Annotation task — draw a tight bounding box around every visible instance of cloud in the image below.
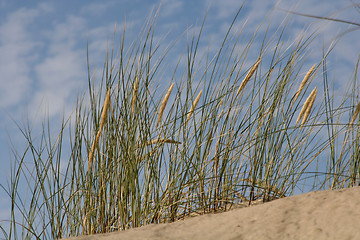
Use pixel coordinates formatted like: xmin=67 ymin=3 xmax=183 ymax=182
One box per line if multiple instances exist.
xmin=161 ymin=0 xmax=184 ymax=17
xmin=80 ymin=1 xmax=117 ymax=16
xmin=0 ymin=3 xmax=54 ymax=111
xmin=34 ymin=49 xmax=85 ymax=117
xmin=0 ymin=8 xmax=40 ymax=109
xmin=203 ymin=0 xmax=244 ymax=19
xmin=31 ymin=14 xmax=89 ymax=118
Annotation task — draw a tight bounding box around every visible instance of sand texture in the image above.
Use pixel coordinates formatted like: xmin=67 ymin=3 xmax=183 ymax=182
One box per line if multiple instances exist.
xmin=63 ymin=186 xmax=360 ymax=240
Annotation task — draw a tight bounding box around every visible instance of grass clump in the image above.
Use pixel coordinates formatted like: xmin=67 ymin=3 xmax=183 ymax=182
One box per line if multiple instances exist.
xmin=1 ymin=4 xmax=360 ymax=240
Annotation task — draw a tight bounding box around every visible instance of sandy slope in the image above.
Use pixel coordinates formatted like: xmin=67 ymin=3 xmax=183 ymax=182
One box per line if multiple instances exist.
xmin=63 ymin=186 xmax=360 ymax=240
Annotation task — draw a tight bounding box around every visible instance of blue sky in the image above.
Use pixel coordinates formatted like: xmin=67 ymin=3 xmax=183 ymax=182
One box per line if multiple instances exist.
xmin=0 ymin=0 xmax=359 ymax=224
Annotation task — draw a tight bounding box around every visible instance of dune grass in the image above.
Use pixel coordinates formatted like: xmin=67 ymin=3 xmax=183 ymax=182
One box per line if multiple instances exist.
xmin=1 ymin=4 xmax=360 ymax=240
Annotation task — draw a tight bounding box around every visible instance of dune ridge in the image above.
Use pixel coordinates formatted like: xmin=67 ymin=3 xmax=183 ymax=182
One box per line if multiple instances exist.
xmin=63 ymin=186 xmax=360 ymax=240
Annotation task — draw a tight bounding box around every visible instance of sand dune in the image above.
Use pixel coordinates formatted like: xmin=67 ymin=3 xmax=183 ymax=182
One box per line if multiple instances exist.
xmin=63 ymin=186 xmax=360 ymax=240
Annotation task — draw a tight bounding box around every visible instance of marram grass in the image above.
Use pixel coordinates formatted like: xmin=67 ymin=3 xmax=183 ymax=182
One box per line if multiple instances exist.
xmin=1 ymin=5 xmax=360 ymax=240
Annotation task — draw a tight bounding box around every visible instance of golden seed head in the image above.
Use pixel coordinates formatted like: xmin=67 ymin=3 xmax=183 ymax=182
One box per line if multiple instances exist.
xmin=236 ymin=58 xmax=261 ymax=96
xmin=293 ymin=64 xmax=316 ymax=102
xmin=301 ymin=88 xmax=317 ymax=125
xmin=88 ymin=89 xmax=111 ymax=170
xmin=131 ymin=68 xmax=140 ymax=118
xmin=296 ymin=87 xmax=317 ymax=125
xmin=185 ymin=90 xmax=203 ymax=125
xmin=99 ymin=89 xmax=111 ymax=130
xmin=156 ymin=83 xmax=175 ymax=128
xmin=350 ymin=100 xmax=360 ymax=126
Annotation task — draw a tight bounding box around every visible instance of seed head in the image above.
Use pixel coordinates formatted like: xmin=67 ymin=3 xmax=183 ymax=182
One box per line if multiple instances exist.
xmin=236 ymin=58 xmax=261 ymax=96
xmin=156 ymin=83 xmax=174 ymax=127
xmin=185 ymin=90 xmax=203 ymax=125
xmin=293 ymin=64 xmax=316 ymax=102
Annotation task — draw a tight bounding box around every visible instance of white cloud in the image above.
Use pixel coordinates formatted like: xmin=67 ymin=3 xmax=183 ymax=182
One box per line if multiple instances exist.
xmin=0 ymin=7 xmax=40 ymax=109
xmin=204 ymin=0 xmax=245 ymax=20
xmin=0 ymin=3 xmax=90 ymax=121
xmin=0 ymin=3 xmax=54 ymax=111
xmin=80 ymin=1 xmax=116 ymax=16
xmin=34 ymin=50 xmax=84 ymax=116
xmin=161 ymin=0 xmax=184 ymax=17
xmin=45 ymin=15 xmax=86 ymax=50
xmin=32 ymin=15 xmax=88 ymax=118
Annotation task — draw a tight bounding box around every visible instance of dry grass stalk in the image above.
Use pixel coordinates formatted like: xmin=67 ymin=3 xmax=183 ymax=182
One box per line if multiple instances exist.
xmin=185 ymin=90 xmax=203 ymax=125
xmin=350 ymin=100 xmax=360 ymax=126
xmin=88 ymin=89 xmax=111 ymax=170
xmin=293 ymin=64 xmax=316 ymax=102
xmin=236 ymin=58 xmax=261 ymax=96
xmin=156 ymin=83 xmax=175 ymax=127
xmin=131 ymin=69 xmax=140 ymax=119
xmin=296 ymin=87 xmax=317 ymax=125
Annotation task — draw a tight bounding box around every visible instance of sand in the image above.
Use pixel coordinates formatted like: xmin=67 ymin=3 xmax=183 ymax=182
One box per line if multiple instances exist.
xmin=63 ymin=186 xmax=360 ymax=240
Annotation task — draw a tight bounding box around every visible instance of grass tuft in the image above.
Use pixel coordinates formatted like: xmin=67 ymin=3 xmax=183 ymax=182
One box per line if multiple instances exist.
xmin=1 ymin=4 xmax=360 ymax=240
